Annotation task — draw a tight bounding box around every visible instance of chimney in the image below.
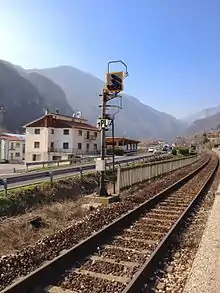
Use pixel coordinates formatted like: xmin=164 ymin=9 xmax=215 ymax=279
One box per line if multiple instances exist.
xmin=55 ymin=109 xmax=60 ymax=115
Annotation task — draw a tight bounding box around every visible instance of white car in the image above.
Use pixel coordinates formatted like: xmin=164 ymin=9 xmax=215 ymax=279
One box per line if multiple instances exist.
xmin=148 ymin=148 xmax=154 ymax=152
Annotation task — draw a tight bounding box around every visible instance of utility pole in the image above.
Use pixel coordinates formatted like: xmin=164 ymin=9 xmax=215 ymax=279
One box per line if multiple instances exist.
xmin=97 ymin=60 xmax=128 ymax=197
xmin=112 ymin=117 xmax=115 ymax=194
xmin=99 ymin=89 xmax=109 ymax=196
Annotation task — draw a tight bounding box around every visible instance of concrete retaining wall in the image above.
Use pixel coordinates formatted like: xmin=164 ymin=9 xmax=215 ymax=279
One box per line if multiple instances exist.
xmin=116 ymin=155 xmax=199 ymax=192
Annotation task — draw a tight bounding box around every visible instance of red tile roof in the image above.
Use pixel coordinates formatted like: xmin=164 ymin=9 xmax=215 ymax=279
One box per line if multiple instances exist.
xmin=24 ymin=114 xmax=100 ymax=131
xmin=0 ymin=135 xmax=22 ymax=141
xmin=106 ymin=137 xmax=140 ymax=144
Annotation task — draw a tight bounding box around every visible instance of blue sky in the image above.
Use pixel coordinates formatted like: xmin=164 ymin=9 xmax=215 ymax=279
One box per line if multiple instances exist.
xmin=0 ymin=0 xmax=219 ymax=118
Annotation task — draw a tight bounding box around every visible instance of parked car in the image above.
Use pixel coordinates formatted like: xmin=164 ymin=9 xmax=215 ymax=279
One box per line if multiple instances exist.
xmin=148 ymin=148 xmax=154 ymax=152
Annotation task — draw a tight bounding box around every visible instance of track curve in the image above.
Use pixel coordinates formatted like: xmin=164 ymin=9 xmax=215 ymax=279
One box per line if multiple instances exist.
xmin=1 ymin=154 xmax=218 ymax=293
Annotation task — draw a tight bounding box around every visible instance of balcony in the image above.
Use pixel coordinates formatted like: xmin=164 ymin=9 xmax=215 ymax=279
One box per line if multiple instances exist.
xmin=48 ymin=147 xmax=100 ymax=155
xmin=84 ymin=135 xmax=97 ymax=141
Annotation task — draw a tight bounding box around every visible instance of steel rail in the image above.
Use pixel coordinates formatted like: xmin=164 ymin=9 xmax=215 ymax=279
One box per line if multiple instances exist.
xmin=122 ymin=156 xmax=219 ymax=293
xmin=1 ymin=155 xmax=212 ymax=293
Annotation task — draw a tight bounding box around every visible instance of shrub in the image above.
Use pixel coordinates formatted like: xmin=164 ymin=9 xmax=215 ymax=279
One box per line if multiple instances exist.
xmin=172 ymin=149 xmax=177 ymax=155
xmin=178 ymin=147 xmax=189 ymax=156
xmin=107 ymin=148 xmax=124 ymax=156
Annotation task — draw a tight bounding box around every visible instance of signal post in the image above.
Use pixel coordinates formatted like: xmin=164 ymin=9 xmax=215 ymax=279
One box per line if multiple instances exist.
xmin=96 ymin=61 xmax=128 ymax=197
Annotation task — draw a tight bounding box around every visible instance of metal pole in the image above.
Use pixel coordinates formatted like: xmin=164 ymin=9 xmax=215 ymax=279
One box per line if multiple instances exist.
xmin=99 ymin=90 xmax=108 ymax=196
xmin=112 ymin=117 xmax=116 ymax=194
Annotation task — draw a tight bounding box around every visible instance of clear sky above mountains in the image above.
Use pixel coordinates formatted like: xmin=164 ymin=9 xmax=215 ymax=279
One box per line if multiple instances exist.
xmin=0 ymin=0 xmax=219 ymax=118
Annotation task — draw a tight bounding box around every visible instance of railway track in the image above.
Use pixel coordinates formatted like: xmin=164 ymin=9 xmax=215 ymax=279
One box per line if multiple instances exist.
xmin=1 ymin=154 xmax=218 ymax=293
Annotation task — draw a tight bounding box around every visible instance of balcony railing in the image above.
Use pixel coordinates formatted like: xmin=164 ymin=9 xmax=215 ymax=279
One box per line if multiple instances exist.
xmin=48 ymin=147 xmax=100 ymax=155
xmin=84 ymin=135 xmax=97 ymax=141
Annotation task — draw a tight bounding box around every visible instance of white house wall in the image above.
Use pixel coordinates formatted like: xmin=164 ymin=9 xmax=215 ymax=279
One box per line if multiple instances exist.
xmin=0 ymin=139 xmax=24 ymax=161
xmin=25 ymin=127 xmax=49 ymax=162
xmin=25 ymin=125 xmax=101 ymax=162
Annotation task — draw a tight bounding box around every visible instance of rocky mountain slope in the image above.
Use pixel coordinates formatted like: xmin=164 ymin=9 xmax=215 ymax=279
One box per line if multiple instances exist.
xmin=0 ymin=60 xmax=73 ymax=133
xmin=182 ymin=105 xmax=220 ymax=126
xmin=30 ymin=65 xmax=186 ymax=140
xmin=187 ymin=111 xmax=220 ymax=134
xmin=0 ymin=61 xmax=45 ymax=133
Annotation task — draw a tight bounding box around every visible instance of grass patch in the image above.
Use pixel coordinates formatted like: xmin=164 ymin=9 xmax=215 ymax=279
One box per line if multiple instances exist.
xmin=0 ymin=154 xmax=197 ymax=218
xmin=0 ymin=170 xmax=116 ymax=217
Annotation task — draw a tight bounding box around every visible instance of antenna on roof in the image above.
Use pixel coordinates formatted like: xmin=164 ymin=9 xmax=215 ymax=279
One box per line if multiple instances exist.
xmin=44 ymin=107 xmax=49 ymax=115
xmin=76 ymin=111 xmax=82 ymax=118
xmin=0 ymin=105 xmax=6 ymax=130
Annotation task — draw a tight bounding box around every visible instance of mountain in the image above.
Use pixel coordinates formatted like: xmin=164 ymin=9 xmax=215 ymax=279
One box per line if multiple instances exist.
xmin=182 ymin=105 xmax=220 ymax=126
xmin=29 ymin=66 xmax=186 ymax=140
xmin=0 ymin=60 xmax=73 ymax=133
xmin=0 ymin=59 xmax=186 ymax=139
xmin=20 ymin=71 xmax=73 ymax=116
xmin=187 ymin=111 xmax=220 ymax=134
xmin=0 ymin=60 xmax=45 ymax=133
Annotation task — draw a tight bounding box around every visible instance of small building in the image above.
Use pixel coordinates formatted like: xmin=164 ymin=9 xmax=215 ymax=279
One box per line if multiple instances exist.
xmin=106 ymin=137 xmax=140 ymax=153
xmin=24 ymin=113 xmax=101 ymax=162
xmin=0 ymin=133 xmax=25 ymax=162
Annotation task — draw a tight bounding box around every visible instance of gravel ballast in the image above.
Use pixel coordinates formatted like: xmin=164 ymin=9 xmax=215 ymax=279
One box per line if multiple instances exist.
xmin=183 ymin=186 xmax=220 ymax=293
xmin=141 ymin=155 xmax=220 ymax=293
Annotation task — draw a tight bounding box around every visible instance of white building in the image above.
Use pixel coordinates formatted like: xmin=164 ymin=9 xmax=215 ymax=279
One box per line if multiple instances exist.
xmin=24 ymin=113 xmax=101 ymax=162
xmin=0 ymin=133 xmax=25 ymax=162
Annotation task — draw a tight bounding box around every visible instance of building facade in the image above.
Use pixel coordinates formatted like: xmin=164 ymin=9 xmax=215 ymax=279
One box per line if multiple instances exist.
xmin=24 ymin=113 xmax=101 ymax=162
xmin=106 ymin=137 xmax=140 ymax=153
xmin=0 ymin=133 xmax=25 ymax=162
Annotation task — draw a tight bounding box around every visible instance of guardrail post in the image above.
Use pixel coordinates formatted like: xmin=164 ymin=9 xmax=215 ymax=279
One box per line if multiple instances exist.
xmin=49 ymin=171 xmax=53 ymax=185
xmin=79 ymin=167 xmax=83 ymax=180
xmin=3 ymin=179 xmax=7 ymax=196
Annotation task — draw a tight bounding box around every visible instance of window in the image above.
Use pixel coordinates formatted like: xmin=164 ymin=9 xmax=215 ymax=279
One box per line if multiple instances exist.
xmin=34 ymin=141 xmax=40 ymax=148
xmin=78 ymin=143 xmax=82 ymax=150
xmin=15 ymin=142 xmax=20 ymax=148
xmin=86 ymin=143 xmax=89 ymax=151
xmin=86 ymin=131 xmax=90 ymax=139
xmin=51 ymin=129 xmax=54 ymax=134
xmin=94 ymin=132 xmax=97 ymax=138
xmin=10 ymin=142 xmax=14 ymax=149
xmin=78 ymin=130 xmax=82 ymax=136
xmin=50 ymin=142 xmax=54 ymax=149
xmin=94 ymin=143 xmax=97 ymax=150
xmin=15 ymin=152 xmax=20 ymax=157
xmin=35 ymin=129 xmax=40 ymax=135
xmin=63 ymin=142 xmax=69 ymax=149
xmin=32 ymin=154 xmax=41 ymax=161
xmin=63 ymin=129 xmax=69 ymax=135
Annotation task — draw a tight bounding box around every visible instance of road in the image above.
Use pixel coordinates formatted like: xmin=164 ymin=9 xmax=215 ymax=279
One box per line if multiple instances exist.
xmin=0 ymin=153 xmax=155 ymax=190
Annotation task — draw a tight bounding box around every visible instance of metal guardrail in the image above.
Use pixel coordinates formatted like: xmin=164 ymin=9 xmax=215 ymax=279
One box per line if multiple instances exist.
xmin=0 ymin=154 xmax=166 ymax=188
xmin=25 ymin=156 xmax=99 ymax=169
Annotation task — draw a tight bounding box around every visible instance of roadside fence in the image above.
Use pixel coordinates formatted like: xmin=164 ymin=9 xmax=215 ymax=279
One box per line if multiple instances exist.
xmin=116 ymin=155 xmax=199 ymax=193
